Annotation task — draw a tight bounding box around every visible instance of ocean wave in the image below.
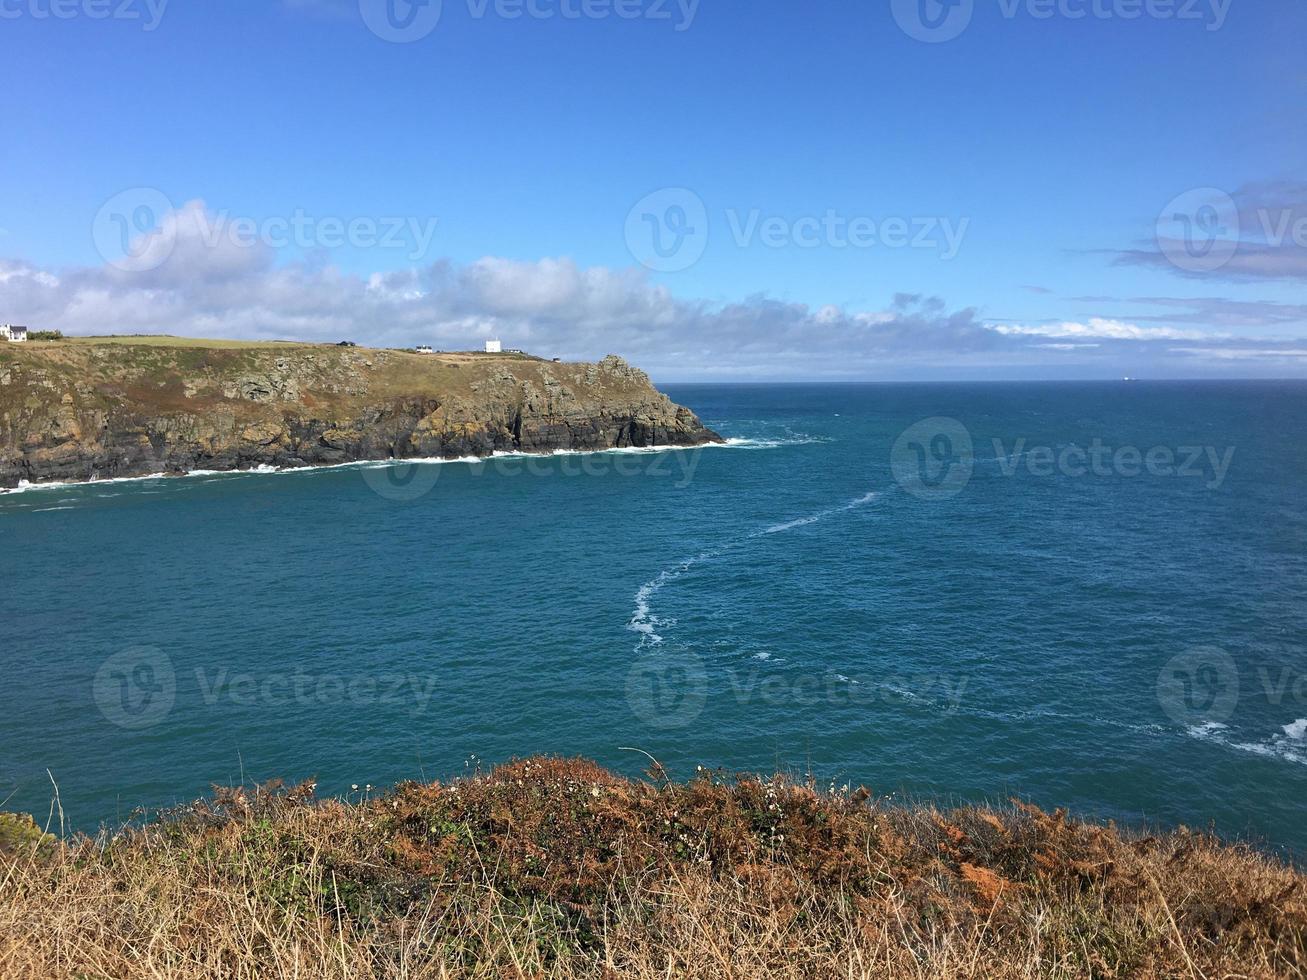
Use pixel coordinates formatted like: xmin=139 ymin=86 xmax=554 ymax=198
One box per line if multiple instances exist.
xmin=627 ymin=489 xmax=882 ymax=650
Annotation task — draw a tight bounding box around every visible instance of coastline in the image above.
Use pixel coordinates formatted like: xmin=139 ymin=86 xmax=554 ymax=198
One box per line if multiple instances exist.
xmin=0 ymin=341 xmax=723 ymax=490
xmin=0 ymin=437 xmax=771 ymax=497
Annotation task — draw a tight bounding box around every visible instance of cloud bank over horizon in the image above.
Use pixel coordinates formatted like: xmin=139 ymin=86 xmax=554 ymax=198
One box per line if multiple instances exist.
xmin=3 ymin=200 xmax=1307 ymax=380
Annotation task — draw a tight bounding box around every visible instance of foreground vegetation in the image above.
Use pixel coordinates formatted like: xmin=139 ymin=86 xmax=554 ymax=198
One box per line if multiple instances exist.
xmin=2 ymin=758 xmax=1303 ymax=978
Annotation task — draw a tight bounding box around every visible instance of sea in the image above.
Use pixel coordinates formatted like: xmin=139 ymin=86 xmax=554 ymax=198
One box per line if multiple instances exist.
xmin=2 ymin=381 xmax=1305 ymax=853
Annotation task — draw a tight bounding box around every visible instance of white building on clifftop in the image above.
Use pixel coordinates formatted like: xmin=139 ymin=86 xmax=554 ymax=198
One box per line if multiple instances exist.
xmin=484 ymin=339 xmax=502 ymax=353
xmin=1 ymin=325 xmax=28 ymax=342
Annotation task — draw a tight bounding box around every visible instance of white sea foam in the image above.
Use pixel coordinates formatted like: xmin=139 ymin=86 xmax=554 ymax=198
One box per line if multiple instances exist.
xmin=628 ymin=550 xmax=715 ymax=647
xmin=883 ymin=684 xmax=925 ymax=702
xmin=721 ymin=434 xmax=829 ymax=450
xmin=1186 ymin=721 xmax=1229 ymax=740
xmin=755 ymin=491 xmax=879 ymax=536
xmin=627 ymin=489 xmax=882 ymax=651
xmin=0 ymin=439 xmax=780 ymax=501
xmin=1229 ymin=737 xmax=1307 ymax=766
xmin=1182 ymin=720 xmax=1307 ymax=767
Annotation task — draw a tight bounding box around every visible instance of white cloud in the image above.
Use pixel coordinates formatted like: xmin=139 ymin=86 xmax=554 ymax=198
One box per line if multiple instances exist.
xmin=990 ymin=318 xmax=1217 ymax=341
xmin=1 ymin=201 xmax=1303 ymax=378
xmin=1170 ymin=347 xmax=1307 ymax=361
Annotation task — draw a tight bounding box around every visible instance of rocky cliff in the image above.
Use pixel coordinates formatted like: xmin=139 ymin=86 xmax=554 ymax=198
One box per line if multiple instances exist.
xmin=0 ymin=339 xmax=721 ymax=488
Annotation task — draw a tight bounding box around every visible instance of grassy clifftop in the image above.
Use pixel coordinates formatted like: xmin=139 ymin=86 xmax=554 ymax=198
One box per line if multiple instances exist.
xmin=2 ymin=757 xmax=1303 ymax=978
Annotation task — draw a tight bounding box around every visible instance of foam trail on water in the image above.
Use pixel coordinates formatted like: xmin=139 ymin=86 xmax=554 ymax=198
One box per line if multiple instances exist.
xmin=754 ymin=491 xmax=879 ymax=536
xmin=1183 ymin=719 xmax=1307 ymax=767
xmin=628 ymin=550 xmax=719 ymax=647
xmin=721 ymin=435 xmax=829 ymax=450
xmin=627 ymin=490 xmax=881 ymax=650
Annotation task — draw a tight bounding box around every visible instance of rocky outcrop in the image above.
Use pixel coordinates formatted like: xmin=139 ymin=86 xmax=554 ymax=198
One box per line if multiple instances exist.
xmin=0 ymin=342 xmax=722 ymax=488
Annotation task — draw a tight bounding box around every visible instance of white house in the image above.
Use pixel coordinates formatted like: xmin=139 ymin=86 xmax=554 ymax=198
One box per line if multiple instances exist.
xmin=415 ymin=344 xmax=434 ymax=355
xmin=484 ymin=339 xmax=502 ymax=354
xmin=1 ymin=324 xmax=28 ymax=342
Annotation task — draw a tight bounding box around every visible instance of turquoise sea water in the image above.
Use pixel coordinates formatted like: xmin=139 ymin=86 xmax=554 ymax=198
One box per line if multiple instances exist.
xmin=2 ymin=382 xmax=1305 ymax=852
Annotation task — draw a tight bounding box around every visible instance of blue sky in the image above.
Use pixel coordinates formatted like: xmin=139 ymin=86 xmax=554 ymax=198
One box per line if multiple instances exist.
xmin=1 ymin=0 xmax=1304 ymax=379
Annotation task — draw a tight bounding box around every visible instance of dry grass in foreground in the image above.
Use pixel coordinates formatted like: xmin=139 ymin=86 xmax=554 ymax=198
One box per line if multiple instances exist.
xmin=1 ymin=757 xmax=1304 ymax=979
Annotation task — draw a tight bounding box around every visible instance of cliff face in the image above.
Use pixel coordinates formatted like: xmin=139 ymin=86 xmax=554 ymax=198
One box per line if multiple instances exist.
xmin=0 ymin=340 xmax=721 ymax=488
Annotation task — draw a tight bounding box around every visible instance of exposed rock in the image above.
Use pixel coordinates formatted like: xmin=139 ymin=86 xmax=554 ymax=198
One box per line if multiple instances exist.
xmin=0 ymin=341 xmax=722 ymax=488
